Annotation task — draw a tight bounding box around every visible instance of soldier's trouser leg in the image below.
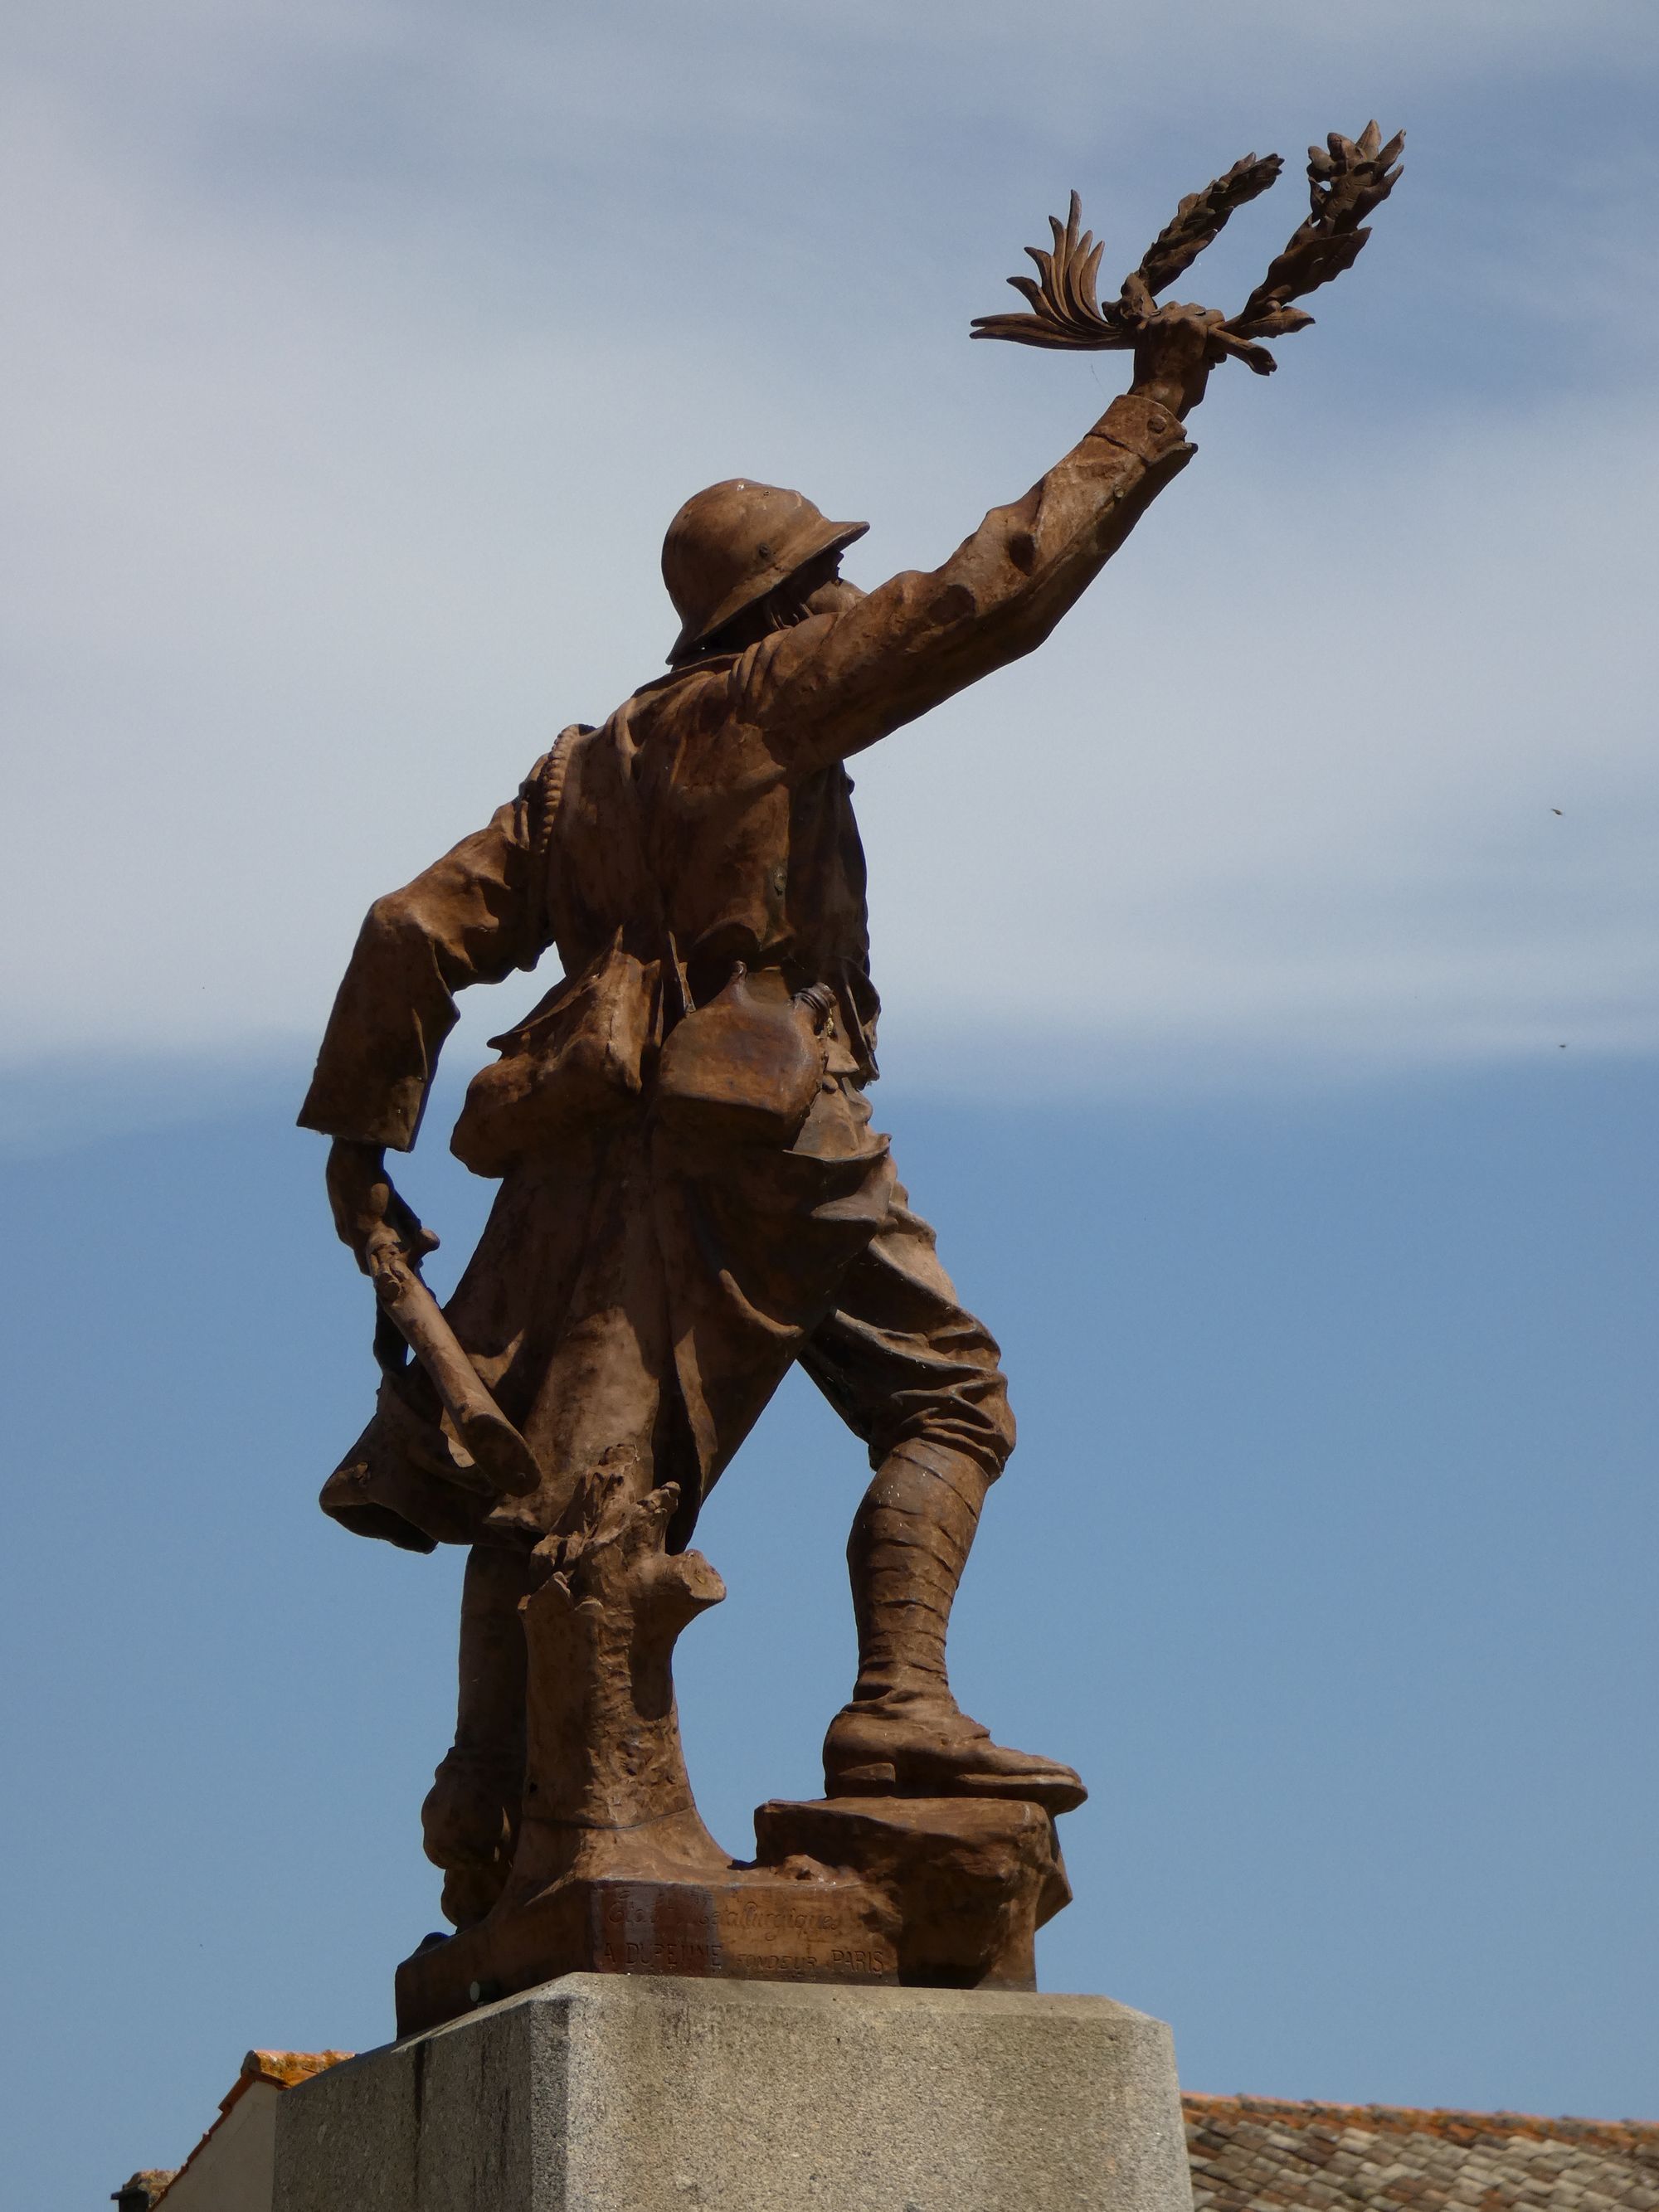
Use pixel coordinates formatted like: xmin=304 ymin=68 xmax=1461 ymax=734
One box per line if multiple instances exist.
xmin=421 ymin=1540 xmax=533 ymax=1928
xmin=800 ymin=1182 xmax=1085 ymax=1814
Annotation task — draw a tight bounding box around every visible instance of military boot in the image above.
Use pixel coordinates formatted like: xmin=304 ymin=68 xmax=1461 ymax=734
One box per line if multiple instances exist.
xmin=822 ymin=1441 xmax=1086 ymax=1816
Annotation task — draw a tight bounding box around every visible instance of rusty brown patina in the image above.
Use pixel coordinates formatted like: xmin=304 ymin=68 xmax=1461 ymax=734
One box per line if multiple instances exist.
xmin=299 ymin=134 xmax=1404 ymax=2025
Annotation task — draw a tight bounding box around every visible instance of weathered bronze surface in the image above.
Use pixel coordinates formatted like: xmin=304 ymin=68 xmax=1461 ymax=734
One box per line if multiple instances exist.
xmin=302 ymin=132 xmax=1400 ymax=2026
xmin=755 ymin=1798 xmax=1072 ymax=1993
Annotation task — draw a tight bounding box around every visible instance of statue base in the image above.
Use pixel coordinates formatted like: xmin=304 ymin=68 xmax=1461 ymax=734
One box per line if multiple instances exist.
xmin=754 ymin=1796 xmax=1069 ymax=1991
xmin=395 ymin=1864 xmax=897 ymax=2040
xmin=396 ymin=1796 xmax=1071 ymax=2037
xmin=275 ymin=1974 xmax=1195 ymax=2212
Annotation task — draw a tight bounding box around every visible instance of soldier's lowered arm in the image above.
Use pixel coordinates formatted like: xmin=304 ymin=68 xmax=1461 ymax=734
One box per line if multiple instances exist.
xmin=302 ymin=771 xmax=557 ymax=1500
xmin=299 ymin=775 xmax=552 ymax=1156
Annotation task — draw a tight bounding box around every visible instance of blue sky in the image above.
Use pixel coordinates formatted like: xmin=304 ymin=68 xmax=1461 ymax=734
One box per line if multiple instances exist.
xmin=2 ymin=3 xmax=1656 ymax=2205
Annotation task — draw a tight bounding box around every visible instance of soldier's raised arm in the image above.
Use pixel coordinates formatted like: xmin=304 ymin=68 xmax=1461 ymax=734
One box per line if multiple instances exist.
xmin=737 ymin=310 xmax=1214 ymax=772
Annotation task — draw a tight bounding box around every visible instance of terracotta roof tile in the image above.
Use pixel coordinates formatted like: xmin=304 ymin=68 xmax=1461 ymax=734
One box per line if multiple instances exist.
xmin=1185 ymin=2095 xmax=1659 ymax=2212
xmin=239 ymin=2049 xmax=354 ymax=2094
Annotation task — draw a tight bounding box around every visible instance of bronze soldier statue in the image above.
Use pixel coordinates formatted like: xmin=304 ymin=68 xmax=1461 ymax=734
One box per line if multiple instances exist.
xmin=300 ymin=134 xmax=1401 ymax=1957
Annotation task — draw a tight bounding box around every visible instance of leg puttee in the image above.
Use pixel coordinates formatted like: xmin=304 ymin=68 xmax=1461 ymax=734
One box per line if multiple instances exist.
xmin=828 ymin=1440 xmax=1086 ymax=1816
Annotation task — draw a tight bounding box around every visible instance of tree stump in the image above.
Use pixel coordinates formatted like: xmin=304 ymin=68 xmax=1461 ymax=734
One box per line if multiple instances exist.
xmin=512 ymin=1467 xmax=732 ymax=1894
xmin=396 ymin=1468 xmax=896 ymax=2035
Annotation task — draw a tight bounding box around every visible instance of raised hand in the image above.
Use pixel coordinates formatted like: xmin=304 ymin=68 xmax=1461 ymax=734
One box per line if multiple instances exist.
xmin=1129 ymin=302 xmax=1227 ymax=420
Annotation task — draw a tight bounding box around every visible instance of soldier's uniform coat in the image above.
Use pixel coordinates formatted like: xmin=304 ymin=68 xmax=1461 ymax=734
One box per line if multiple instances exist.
xmin=298 ymin=392 xmax=1194 ymax=1553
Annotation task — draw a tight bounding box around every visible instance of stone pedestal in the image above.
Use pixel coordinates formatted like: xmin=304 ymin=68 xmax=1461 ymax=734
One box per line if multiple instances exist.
xmin=274 ymin=1972 xmax=1194 ymax=2212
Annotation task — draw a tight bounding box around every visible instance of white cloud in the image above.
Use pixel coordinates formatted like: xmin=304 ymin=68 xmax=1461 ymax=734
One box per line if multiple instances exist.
xmin=2 ymin=0 xmax=1656 ymax=1100
xmin=854 ymin=391 xmax=1659 ymax=1091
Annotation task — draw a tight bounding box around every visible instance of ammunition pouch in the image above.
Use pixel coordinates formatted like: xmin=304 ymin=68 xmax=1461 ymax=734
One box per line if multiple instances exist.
xmin=450 ymin=935 xmax=653 ymax=1176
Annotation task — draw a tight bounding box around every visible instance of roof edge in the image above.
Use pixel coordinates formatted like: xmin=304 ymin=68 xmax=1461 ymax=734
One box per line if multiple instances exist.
xmin=1181 ymin=2093 xmax=1659 ymax=2152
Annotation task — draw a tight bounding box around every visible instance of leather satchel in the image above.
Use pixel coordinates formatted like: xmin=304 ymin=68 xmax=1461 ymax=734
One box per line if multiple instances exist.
xmin=654 ymin=964 xmax=833 ymax=1147
xmin=450 ymin=933 xmax=654 ymax=1175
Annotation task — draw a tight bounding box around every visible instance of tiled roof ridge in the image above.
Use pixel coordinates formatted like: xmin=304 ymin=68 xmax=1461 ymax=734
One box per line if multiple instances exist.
xmin=1183 ymin=2092 xmax=1659 ymax=2155
xmin=148 ymin=2049 xmax=354 ymax=2200
xmin=238 ymin=2048 xmax=354 ymax=2097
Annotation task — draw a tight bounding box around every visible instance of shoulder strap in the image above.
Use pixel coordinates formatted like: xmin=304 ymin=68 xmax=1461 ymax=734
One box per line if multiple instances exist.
xmin=524 ymin=722 xmax=593 ymax=953
xmin=531 ymin=722 xmax=589 ymax=868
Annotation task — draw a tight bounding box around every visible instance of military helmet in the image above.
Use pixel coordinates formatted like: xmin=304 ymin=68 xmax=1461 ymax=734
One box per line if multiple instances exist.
xmin=662 ymin=479 xmax=867 ymax=666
